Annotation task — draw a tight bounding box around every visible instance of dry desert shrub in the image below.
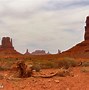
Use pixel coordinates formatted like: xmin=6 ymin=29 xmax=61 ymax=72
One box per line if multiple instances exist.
xmin=57 ymin=68 xmax=73 ymax=77
xmin=56 ymin=57 xmax=77 ymax=69
xmin=31 ymin=57 xmax=77 ymax=69
xmin=32 ymin=63 xmax=41 ymax=72
xmin=11 ymin=60 xmax=33 ymax=78
xmin=32 ymin=60 xmax=56 ymax=69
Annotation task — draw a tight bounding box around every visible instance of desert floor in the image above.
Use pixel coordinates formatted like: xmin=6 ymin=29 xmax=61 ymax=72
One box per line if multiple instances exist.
xmin=0 ymin=67 xmax=89 ymax=90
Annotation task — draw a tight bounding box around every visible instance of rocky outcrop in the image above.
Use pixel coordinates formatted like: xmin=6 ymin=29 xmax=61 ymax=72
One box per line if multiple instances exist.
xmin=24 ymin=49 xmax=30 ymax=55
xmin=84 ymin=16 xmax=89 ymax=40
xmin=0 ymin=37 xmax=14 ymax=50
xmin=47 ymin=51 xmax=50 ymax=55
xmin=57 ymin=49 xmax=61 ymax=54
xmin=0 ymin=37 xmax=21 ymax=57
xmin=31 ymin=50 xmax=46 ymax=55
xmin=24 ymin=49 xmax=47 ymax=55
xmin=61 ymin=16 xmax=89 ymax=58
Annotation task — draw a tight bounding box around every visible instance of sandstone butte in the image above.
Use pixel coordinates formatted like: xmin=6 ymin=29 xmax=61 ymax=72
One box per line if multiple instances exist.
xmin=61 ymin=16 xmax=89 ymax=58
xmin=24 ymin=49 xmax=47 ymax=55
xmin=0 ymin=37 xmax=22 ymax=58
xmin=24 ymin=49 xmax=60 ymax=55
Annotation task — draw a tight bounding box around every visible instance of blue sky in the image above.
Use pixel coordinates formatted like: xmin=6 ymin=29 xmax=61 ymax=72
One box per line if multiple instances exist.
xmin=0 ymin=0 xmax=89 ymax=54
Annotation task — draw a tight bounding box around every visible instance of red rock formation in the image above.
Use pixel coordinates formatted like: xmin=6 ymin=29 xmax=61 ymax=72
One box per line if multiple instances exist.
xmin=24 ymin=49 xmax=30 ymax=55
xmin=47 ymin=51 xmax=51 ymax=55
xmin=31 ymin=50 xmax=46 ymax=55
xmin=0 ymin=37 xmax=14 ymax=49
xmin=61 ymin=16 xmax=89 ymax=58
xmin=57 ymin=49 xmax=61 ymax=54
xmin=84 ymin=16 xmax=89 ymax=40
xmin=0 ymin=37 xmax=21 ymax=57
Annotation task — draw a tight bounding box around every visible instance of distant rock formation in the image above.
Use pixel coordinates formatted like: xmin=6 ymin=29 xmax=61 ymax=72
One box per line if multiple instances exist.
xmin=84 ymin=16 xmax=89 ymax=40
xmin=61 ymin=16 xmax=89 ymax=58
xmin=24 ymin=49 xmax=47 ymax=55
xmin=31 ymin=50 xmax=46 ymax=55
xmin=0 ymin=37 xmax=14 ymax=50
xmin=24 ymin=49 xmax=30 ymax=55
xmin=47 ymin=51 xmax=50 ymax=55
xmin=57 ymin=49 xmax=61 ymax=54
xmin=0 ymin=37 xmax=21 ymax=57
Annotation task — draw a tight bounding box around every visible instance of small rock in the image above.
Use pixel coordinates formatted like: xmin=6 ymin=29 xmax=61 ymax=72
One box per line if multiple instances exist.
xmin=54 ymin=80 xmax=60 ymax=83
xmin=48 ymin=79 xmax=51 ymax=82
xmin=0 ymin=83 xmax=4 ymax=89
xmin=32 ymin=79 xmax=37 ymax=83
xmin=41 ymin=85 xmax=47 ymax=89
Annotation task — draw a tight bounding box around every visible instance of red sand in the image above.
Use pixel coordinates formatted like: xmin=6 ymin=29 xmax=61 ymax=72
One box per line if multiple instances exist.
xmin=0 ymin=67 xmax=89 ymax=90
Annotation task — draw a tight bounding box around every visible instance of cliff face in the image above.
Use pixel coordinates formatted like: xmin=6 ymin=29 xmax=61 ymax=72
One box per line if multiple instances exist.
xmin=84 ymin=16 xmax=89 ymax=40
xmin=61 ymin=16 xmax=89 ymax=58
xmin=0 ymin=37 xmax=14 ymax=50
xmin=0 ymin=37 xmax=21 ymax=57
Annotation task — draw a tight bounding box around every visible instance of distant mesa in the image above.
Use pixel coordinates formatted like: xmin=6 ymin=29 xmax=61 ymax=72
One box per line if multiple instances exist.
xmin=0 ymin=37 xmax=14 ymax=50
xmin=0 ymin=37 xmax=61 ymax=56
xmin=24 ymin=49 xmax=61 ymax=55
xmin=24 ymin=49 xmax=47 ymax=55
xmin=31 ymin=50 xmax=46 ymax=55
xmin=0 ymin=37 xmax=21 ymax=57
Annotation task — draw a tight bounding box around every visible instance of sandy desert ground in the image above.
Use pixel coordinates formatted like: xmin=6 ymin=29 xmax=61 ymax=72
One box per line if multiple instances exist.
xmin=0 ymin=67 xmax=89 ymax=90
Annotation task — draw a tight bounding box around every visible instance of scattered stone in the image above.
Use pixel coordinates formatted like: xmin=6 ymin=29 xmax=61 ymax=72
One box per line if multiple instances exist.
xmin=0 ymin=83 xmax=4 ymax=89
xmin=48 ymin=79 xmax=51 ymax=82
xmin=54 ymin=80 xmax=60 ymax=83
xmin=57 ymin=68 xmax=71 ymax=77
xmin=41 ymin=85 xmax=48 ymax=89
